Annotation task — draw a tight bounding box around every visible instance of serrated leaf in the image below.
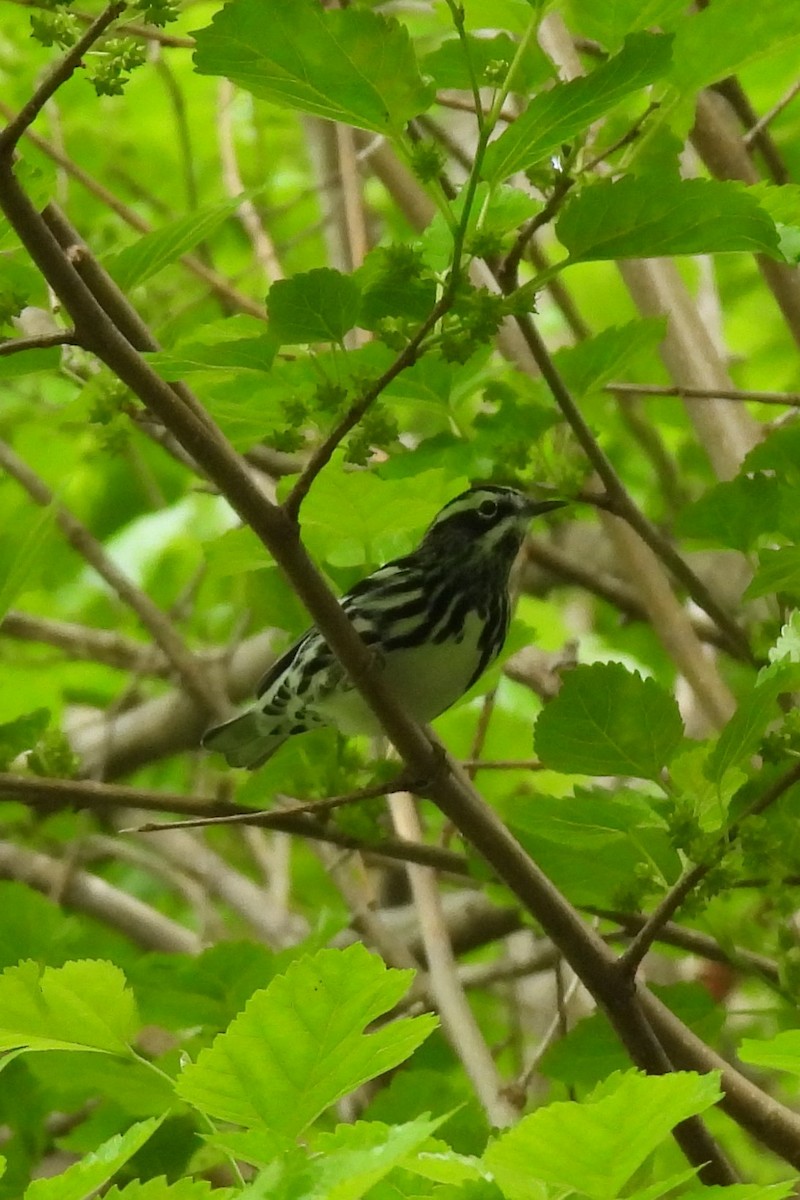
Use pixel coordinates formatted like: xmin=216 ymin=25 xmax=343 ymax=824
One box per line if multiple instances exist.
xmin=0 ymin=503 xmax=58 ymax=621
xmin=552 ymin=318 xmax=666 ymax=396
xmin=744 ymin=547 xmax=800 ymax=601
xmin=310 ymin=1116 xmax=451 ymax=1200
xmin=104 ymin=1177 xmax=234 ymax=1200
xmin=534 ymin=662 xmax=684 ymax=780
xmin=671 ymin=0 xmax=800 ymax=92
xmin=267 ymin=268 xmax=362 ymax=345
xmin=175 ymin=944 xmax=436 ymax=1135
xmin=482 ymin=33 xmax=672 ymax=184
xmin=192 ymin=0 xmax=433 ymax=134
xmin=484 ymin=1071 xmax=721 ymax=1200
xmin=0 ymin=959 xmax=139 ymax=1056
xmin=0 ymin=708 xmax=50 ymax=770
xmin=680 ymin=1186 xmax=795 ymax=1200
xmin=104 ymin=198 xmax=248 ymax=290
xmin=557 ymin=176 xmax=780 ymax=263
xmin=24 ymin=1117 xmax=163 ymax=1200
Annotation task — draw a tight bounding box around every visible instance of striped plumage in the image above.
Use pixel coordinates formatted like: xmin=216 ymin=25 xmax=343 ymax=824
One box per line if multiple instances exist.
xmin=203 ymin=485 xmax=565 ymax=768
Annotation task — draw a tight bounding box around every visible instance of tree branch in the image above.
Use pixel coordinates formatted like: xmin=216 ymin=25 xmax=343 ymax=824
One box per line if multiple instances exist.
xmin=512 ymin=312 xmax=755 ymax=665
xmin=0 ymin=438 xmax=227 ymax=718
xmin=0 ymin=839 xmax=200 ymax=953
xmin=0 ymin=1 xmax=125 ymax=157
xmin=0 ymin=330 xmax=77 ymax=356
xmin=0 ymin=102 xmax=791 ymax=1178
xmin=619 ymin=760 xmax=800 ymax=977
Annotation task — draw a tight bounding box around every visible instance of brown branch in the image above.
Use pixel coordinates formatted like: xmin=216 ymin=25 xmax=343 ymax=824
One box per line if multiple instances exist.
xmin=607 ymin=382 xmax=800 ymax=407
xmin=0 ymin=439 xmax=226 ymax=718
xmin=0 ymin=2 xmax=125 ymax=156
xmin=0 ymin=771 xmax=472 ymax=875
xmin=0 ymin=840 xmax=200 ymax=953
xmin=0 ymin=102 xmax=792 ymax=1178
xmin=619 ymin=760 xmax=800 ymax=978
xmin=0 ymin=330 xmax=77 ymax=356
xmin=9 ymin=0 xmax=195 ymax=47
xmin=591 ymin=909 xmax=780 ymax=989
xmin=0 ymin=106 xmax=267 ymax=320
xmin=282 ymin=296 xmax=448 ymax=519
xmin=125 ymin=776 xmax=409 ymax=833
xmin=1 ymin=609 xmax=197 ymax=676
xmin=512 ymin=313 xmax=755 ymax=665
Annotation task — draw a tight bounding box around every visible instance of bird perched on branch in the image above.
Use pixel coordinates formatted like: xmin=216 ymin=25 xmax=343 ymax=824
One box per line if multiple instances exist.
xmin=203 ymin=484 xmax=565 ymax=768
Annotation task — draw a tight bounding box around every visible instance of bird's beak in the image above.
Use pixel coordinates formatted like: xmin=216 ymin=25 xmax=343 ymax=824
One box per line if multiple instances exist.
xmin=525 ymin=498 xmax=568 ymax=518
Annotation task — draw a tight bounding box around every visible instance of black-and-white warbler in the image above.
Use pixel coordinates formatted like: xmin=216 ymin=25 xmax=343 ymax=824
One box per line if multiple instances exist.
xmin=203 ymin=485 xmax=565 ymax=768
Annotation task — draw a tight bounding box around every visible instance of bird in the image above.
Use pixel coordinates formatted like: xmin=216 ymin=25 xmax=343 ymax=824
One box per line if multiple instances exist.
xmin=202 ymin=484 xmax=565 ymax=768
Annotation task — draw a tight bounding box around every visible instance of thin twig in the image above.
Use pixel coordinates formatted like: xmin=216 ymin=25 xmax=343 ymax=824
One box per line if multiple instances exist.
xmin=0 ymin=2 xmax=125 ymax=157
xmin=743 ymin=79 xmax=800 ymax=147
xmin=0 ymin=772 xmax=472 ymax=875
xmin=512 ymin=313 xmax=756 ymax=665
xmin=390 ymin=791 xmax=519 ymax=1126
xmin=124 ymin=776 xmax=406 ymax=833
xmin=618 ymin=759 xmax=800 ymax=977
xmin=0 ymin=839 xmax=200 ymax=953
xmin=607 ymin=381 xmax=800 ymax=407
xmin=0 ymin=438 xmax=227 ymax=718
xmin=0 ymin=107 xmax=267 ymax=320
xmin=0 ymin=330 xmax=77 ymax=356
xmin=9 ymin=0 xmax=195 ymax=47
xmin=282 ymin=296 xmax=448 ymax=519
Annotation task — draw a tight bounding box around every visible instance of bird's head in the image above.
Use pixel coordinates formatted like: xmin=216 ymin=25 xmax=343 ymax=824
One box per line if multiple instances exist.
xmin=422 ymin=485 xmax=566 ymax=567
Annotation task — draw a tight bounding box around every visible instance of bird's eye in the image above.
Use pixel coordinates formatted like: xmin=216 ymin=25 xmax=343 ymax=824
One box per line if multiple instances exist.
xmin=478 ymin=498 xmax=499 ymax=519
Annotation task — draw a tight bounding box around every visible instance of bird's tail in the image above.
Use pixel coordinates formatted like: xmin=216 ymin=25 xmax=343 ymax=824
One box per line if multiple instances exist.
xmin=201 ymin=709 xmax=288 ymax=769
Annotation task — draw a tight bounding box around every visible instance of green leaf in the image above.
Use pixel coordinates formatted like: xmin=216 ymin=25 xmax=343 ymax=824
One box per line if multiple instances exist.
xmin=145 ymin=317 xmax=278 ymax=379
xmin=267 ymin=268 xmax=362 ymax=345
xmin=0 ymin=959 xmax=139 ymax=1057
xmin=422 ymin=33 xmax=550 ymax=94
xmin=175 ymin=944 xmax=436 ymax=1136
xmin=678 ymin=474 xmax=782 ymax=552
xmin=482 ymin=34 xmax=672 ymax=184
xmin=680 ymin=1187 xmax=795 ymax=1200
xmin=295 ymin=468 xmax=469 ymax=569
xmin=534 ymin=662 xmax=684 ymax=780
xmin=565 ymin=0 xmax=688 ymax=51
xmin=671 ymin=0 xmax=800 ymax=92
xmin=24 ymin=1117 xmax=163 ymax=1200
xmin=0 ymin=882 xmax=75 ymax=970
xmin=309 ymin=1116 xmax=453 ymax=1200
xmin=105 ymin=1178 xmax=233 ymax=1200
xmin=744 ymin=546 xmax=800 ymax=601
xmin=0 ymin=708 xmax=50 ymax=770
xmin=552 ymin=318 xmax=666 ymax=396
xmin=557 ymin=177 xmax=780 ymax=263
xmin=483 ymin=1071 xmax=721 ymax=1200
xmin=706 ymin=664 xmax=799 ymax=788
xmin=104 ymin=198 xmax=248 ymax=290
xmin=0 ymin=503 xmax=58 ymax=621
xmin=0 ymin=347 xmax=60 ymax=379
xmin=192 ymin=0 xmax=433 ymax=135
xmin=502 ymin=787 xmax=681 ymax=907
xmin=739 ymin=1029 xmax=800 ymax=1075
